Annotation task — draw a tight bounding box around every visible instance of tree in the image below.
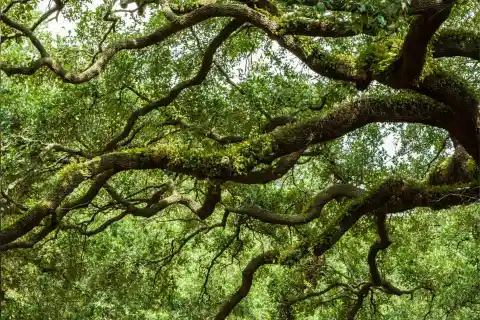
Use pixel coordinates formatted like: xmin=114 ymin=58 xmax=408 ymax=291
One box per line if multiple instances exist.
xmin=0 ymin=0 xmax=479 ymax=318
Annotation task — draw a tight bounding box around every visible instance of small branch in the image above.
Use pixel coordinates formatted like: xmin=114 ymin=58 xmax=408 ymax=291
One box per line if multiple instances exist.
xmin=162 ymin=117 xmax=244 ymax=145
xmin=39 ymin=143 xmax=92 ymax=159
xmin=346 ymin=282 xmax=374 ymax=319
xmin=283 ymin=282 xmax=350 ymax=306
xmin=101 ymin=179 xmax=221 ymax=220
xmin=0 ymin=12 xmax=48 ymax=57
xmin=62 ymin=211 xmax=128 ymax=236
xmin=101 ymin=18 xmax=244 ymax=152
xmin=201 ymin=223 xmax=242 ymax=299
xmin=424 ymin=136 xmax=448 ymax=176
xmin=148 ymin=210 xmax=230 ymax=270
xmin=215 ymin=250 xmax=278 ymax=320
xmin=0 ymin=189 xmax=29 ymax=212
xmin=368 ymin=213 xmax=416 ymax=296
xmin=1 ymin=0 xmax=64 ymax=44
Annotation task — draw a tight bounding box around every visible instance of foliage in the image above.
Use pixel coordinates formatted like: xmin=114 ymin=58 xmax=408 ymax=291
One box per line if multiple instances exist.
xmin=0 ymin=0 xmax=479 ymax=319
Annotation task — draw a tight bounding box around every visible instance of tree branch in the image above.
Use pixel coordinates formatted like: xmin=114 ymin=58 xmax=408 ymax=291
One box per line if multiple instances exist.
xmin=226 ymin=183 xmax=363 ymax=225
xmin=433 ymin=30 xmax=480 ymax=60
xmin=215 ymin=250 xmax=278 ymax=320
xmin=215 ymin=178 xmax=479 ymax=318
xmin=101 ymin=18 xmax=244 ymax=152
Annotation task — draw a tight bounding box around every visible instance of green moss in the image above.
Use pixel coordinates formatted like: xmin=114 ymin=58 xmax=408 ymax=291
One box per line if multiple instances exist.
xmin=357 ymin=36 xmax=404 ymax=75
xmin=39 ymin=199 xmax=54 ymax=210
xmin=438 ymin=157 xmax=453 ymax=174
xmin=54 ymin=162 xmax=89 ymax=188
xmin=296 ymin=36 xmax=316 ymax=56
xmin=427 ymin=152 xmax=478 ymax=186
xmin=436 ymin=28 xmax=478 ymax=44
xmin=464 ymin=157 xmax=478 ymax=174
xmin=57 ymin=162 xmax=87 ymax=177
xmin=143 ymin=135 xmax=275 ymax=177
xmin=419 ymin=68 xmax=478 ymax=100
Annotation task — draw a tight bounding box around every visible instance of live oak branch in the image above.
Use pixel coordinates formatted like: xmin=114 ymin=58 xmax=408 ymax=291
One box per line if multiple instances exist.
xmin=1 ymin=0 xmax=479 ymax=319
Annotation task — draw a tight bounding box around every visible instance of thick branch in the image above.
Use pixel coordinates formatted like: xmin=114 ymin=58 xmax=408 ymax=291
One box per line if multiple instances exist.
xmin=371 ymin=1 xmax=455 ymax=89
xmin=433 ymin=30 xmax=480 ymax=60
xmin=216 ymin=178 xmax=479 ymax=318
xmin=1 ymin=94 xmax=477 ymax=249
xmin=411 ymin=72 xmax=479 ymax=165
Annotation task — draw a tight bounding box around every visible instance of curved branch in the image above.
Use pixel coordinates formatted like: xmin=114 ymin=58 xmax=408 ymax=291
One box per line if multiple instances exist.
xmin=93 ymin=94 xmax=460 ymax=180
xmin=1 ymin=0 xmax=64 ymax=45
xmin=1 ymin=4 xmax=254 ymax=82
xmin=101 ymin=18 xmax=244 ymax=152
xmin=346 ymin=282 xmax=374 ymax=319
xmin=1 ymin=3 xmax=362 ymax=84
xmin=216 ymin=178 xmax=479 ymax=318
xmin=39 ymin=143 xmax=92 ymax=159
xmin=0 ymin=170 xmax=89 ymax=247
xmin=215 ymin=250 xmax=278 ymax=320
xmin=412 ymin=72 xmax=479 ymax=164
xmin=196 ymin=182 xmax=222 ymax=219
xmin=62 ymin=181 xmax=221 ymax=236
xmin=368 ymin=213 xmax=412 ymax=296
xmin=359 ymin=1 xmax=456 ymax=90
xmin=61 ymin=211 xmax=128 ymax=236
xmin=0 ymin=12 xmax=48 ymax=56
xmin=1 ymin=93 xmax=478 ymax=249
xmin=226 ymin=183 xmax=363 ymax=225
xmin=102 ymin=180 xmax=221 ymax=219
xmin=262 ymin=116 xmax=296 ymax=133
xmin=0 ymin=171 xmax=115 ymax=250
xmin=313 ymin=179 xmax=480 ymax=257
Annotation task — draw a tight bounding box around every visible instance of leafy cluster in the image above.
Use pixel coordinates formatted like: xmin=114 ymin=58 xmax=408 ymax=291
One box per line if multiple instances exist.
xmin=0 ymin=0 xmax=479 ymax=319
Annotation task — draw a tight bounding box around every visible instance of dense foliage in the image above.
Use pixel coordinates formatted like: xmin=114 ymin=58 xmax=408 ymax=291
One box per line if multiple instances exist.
xmin=0 ymin=0 xmax=479 ymax=319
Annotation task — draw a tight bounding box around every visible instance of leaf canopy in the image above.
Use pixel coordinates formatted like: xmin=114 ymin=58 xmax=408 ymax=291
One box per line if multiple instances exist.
xmin=0 ymin=0 xmax=479 ymax=319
